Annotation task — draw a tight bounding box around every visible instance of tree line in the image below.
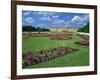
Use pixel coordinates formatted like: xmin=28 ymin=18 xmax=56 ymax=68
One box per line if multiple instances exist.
xmin=78 ymin=22 xmax=89 ymax=33
xmin=22 ymin=26 xmax=50 ymax=33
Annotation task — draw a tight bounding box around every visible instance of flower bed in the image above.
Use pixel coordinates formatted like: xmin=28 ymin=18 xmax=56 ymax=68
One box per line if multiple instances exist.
xmin=75 ymin=39 xmax=89 ymax=45
xmin=75 ymin=34 xmax=89 ymax=45
xmin=22 ymin=47 xmax=79 ymax=68
xmin=50 ymin=33 xmax=72 ymax=40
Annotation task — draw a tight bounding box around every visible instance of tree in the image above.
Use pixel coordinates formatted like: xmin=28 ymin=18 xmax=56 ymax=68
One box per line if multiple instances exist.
xmin=22 ymin=26 xmax=50 ymax=33
xmin=22 ymin=26 xmax=37 ymax=32
xmin=37 ymin=27 xmax=41 ymax=33
xmin=78 ymin=22 xmax=89 ymax=33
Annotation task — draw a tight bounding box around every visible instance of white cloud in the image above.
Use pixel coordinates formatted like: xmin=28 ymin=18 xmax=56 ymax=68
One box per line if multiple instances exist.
xmin=23 ymin=12 xmax=31 ymax=16
xmin=83 ymin=15 xmax=89 ymax=20
xmin=40 ymin=16 xmax=51 ymax=21
xmin=66 ymin=16 xmax=70 ymax=18
xmin=37 ymin=12 xmax=54 ymax=16
xmin=66 ymin=21 xmax=70 ymax=24
xmin=36 ymin=24 xmax=45 ymax=28
xmin=65 ymin=15 xmax=89 ymax=28
xmin=52 ymin=15 xmax=59 ymax=19
xmin=24 ymin=17 xmax=34 ymax=23
xmin=53 ymin=19 xmax=65 ymax=24
xmin=71 ymin=15 xmax=89 ymax=22
xmin=71 ymin=16 xmax=81 ymax=22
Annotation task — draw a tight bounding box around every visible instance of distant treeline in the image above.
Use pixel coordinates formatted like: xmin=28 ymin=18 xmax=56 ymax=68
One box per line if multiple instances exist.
xmin=22 ymin=26 xmax=50 ymax=32
xmin=78 ymin=22 xmax=89 ymax=33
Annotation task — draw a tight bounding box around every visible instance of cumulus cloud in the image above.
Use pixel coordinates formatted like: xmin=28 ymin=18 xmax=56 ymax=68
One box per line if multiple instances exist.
xmin=71 ymin=16 xmax=80 ymax=22
xmin=22 ymin=11 xmax=89 ymax=28
xmin=23 ymin=12 xmax=32 ymax=16
xmin=71 ymin=15 xmax=89 ymax=22
xmin=82 ymin=15 xmax=89 ymax=21
xmin=64 ymin=21 xmax=71 ymax=26
xmin=52 ymin=15 xmax=59 ymax=19
xmin=65 ymin=15 xmax=89 ymax=27
xmin=36 ymin=24 xmax=45 ymax=28
xmin=40 ymin=16 xmax=51 ymax=21
xmin=37 ymin=11 xmax=55 ymax=16
xmin=53 ymin=19 xmax=65 ymax=24
xmin=24 ymin=17 xmax=34 ymax=23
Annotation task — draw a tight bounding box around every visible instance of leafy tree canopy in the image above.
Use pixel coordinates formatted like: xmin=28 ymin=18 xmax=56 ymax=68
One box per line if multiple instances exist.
xmin=78 ymin=22 xmax=89 ymax=33
xmin=22 ymin=26 xmax=50 ymax=32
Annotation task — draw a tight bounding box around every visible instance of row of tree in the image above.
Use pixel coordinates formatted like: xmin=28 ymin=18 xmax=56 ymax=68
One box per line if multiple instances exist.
xmin=22 ymin=26 xmax=50 ymax=33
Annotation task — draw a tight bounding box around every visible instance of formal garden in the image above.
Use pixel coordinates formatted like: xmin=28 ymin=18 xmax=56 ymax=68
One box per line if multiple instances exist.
xmin=21 ymin=10 xmax=90 ymax=69
xmin=22 ymin=32 xmax=89 ymax=69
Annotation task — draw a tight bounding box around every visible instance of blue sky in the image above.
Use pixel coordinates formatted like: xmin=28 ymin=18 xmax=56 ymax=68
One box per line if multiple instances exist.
xmin=22 ymin=10 xmax=89 ymax=28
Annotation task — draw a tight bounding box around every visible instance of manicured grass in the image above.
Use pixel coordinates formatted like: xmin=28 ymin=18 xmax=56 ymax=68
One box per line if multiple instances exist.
xmin=22 ymin=34 xmax=89 ymax=68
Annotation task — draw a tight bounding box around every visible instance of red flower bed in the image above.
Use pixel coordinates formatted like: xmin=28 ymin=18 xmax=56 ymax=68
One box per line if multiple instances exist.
xmin=22 ymin=47 xmax=79 ymax=68
xmin=75 ymin=39 xmax=89 ymax=45
xmin=50 ymin=33 xmax=72 ymax=40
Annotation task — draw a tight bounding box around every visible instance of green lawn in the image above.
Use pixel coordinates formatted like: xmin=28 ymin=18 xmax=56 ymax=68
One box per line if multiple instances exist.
xmin=22 ymin=34 xmax=89 ymax=68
